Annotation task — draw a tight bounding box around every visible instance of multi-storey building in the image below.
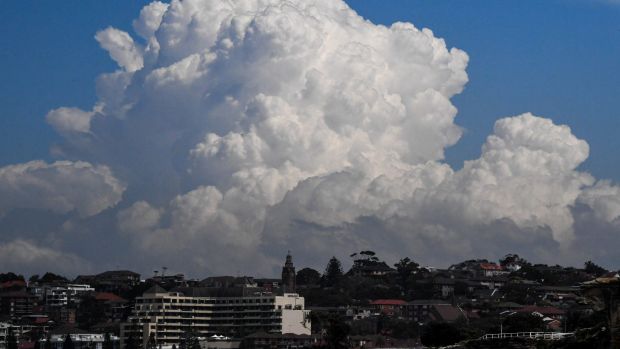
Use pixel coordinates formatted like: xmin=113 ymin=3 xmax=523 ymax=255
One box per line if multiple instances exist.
xmin=120 ymin=286 xmax=311 ymax=349
xmin=45 ymin=284 xmax=94 ymax=307
xmin=0 ymin=323 xmax=22 ymax=349
xmin=0 ymin=291 xmax=38 ymax=318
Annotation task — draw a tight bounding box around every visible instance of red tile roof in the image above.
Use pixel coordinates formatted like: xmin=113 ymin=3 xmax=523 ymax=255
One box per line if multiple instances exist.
xmin=0 ymin=280 xmax=26 ymax=288
xmin=370 ymin=299 xmax=407 ymax=306
xmin=94 ymin=292 xmax=126 ymax=302
xmin=18 ymin=342 xmax=35 ymax=349
xmin=479 ymin=263 xmax=503 ymax=270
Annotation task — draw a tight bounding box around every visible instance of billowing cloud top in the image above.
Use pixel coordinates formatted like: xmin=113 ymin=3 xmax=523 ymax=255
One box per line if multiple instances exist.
xmin=1 ymin=0 xmax=618 ymax=276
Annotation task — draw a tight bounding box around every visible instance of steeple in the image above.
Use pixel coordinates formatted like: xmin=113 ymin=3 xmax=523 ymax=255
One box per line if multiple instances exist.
xmin=281 ymin=251 xmax=296 ymax=293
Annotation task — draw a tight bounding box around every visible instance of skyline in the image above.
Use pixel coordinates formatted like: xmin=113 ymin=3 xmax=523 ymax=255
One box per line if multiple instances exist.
xmin=0 ymin=0 xmax=619 ymax=278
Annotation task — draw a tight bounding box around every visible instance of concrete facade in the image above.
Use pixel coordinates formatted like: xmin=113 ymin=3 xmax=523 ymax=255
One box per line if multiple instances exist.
xmin=120 ymin=289 xmax=310 ymax=349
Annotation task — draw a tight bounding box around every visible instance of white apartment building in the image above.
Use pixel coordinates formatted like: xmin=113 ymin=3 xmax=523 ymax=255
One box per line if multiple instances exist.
xmin=120 ymin=286 xmax=311 ymax=349
xmin=0 ymin=323 xmax=21 ymax=349
xmin=41 ymin=334 xmax=120 ymax=349
xmin=45 ymin=284 xmax=95 ymax=307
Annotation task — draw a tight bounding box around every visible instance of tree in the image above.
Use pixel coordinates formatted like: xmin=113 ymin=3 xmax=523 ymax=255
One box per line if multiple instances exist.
xmin=394 ymin=257 xmax=419 ymax=291
xmin=0 ymin=273 xmax=25 ymax=283
xmin=125 ymin=333 xmax=138 ymax=349
xmin=499 ymin=254 xmax=528 ymax=268
xmin=296 ymin=268 xmax=321 ymax=286
xmin=7 ymin=327 xmax=18 ymax=349
xmin=40 ymin=272 xmax=69 ymax=284
xmin=585 ymin=261 xmax=609 ymax=277
xmin=360 ymin=251 xmax=376 ymax=258
xmin=420 ymin=322 xmax=463 ymax=347
xmin=192 ymin=339 xmax=201 ymax=349
xmin=44 ymin=333 xmax=52 ymax=349
xmin=179 ymin=331 xmax=201 ymax=349
xmin=147 ymin=333 xmax=156 ymax=349
xmin=502 ymin=313 xmax=545 ymax=333
xmin=326 ymin=315 xmax=350 ymax=349
xmin=385 ymin=319 xmax=419 ymax=339
xmin=322 ymin=257 xmax=343 ymax=287
xmin=77 ymin=295 xmax=106 ymax=329
xmin=63 ymin=334 xmax=75 ymax=349
xmin=103 ymin=333 xmax=113 ymax=349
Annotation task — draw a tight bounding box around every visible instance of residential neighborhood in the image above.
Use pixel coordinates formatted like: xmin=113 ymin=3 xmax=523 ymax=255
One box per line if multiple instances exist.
xmin=0 ymin=252 xmax=618 ymax=349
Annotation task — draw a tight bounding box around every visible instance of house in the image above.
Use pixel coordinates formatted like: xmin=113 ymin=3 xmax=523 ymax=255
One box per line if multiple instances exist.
xmin=93 ymin=271 xmax=140 ymax=292
xmin=347 ymin=260 xmax=396 ymax=278
xmin=516 ymin=305 xmax=565 ymax=321
xmin=428 ymin=304 xmax=469 ymax=323
xmin=476 ymin=263 xmax=509 ymax=277
xmin=93 ymin=292 xmax=129 ymax=320
xmin=407 ymin=300 xmax=449 ymax=322
xmin=254 ymin=279 xmax=281 ymax=292
xmin=0 ymin=281 xmax=26 ymax=291
xmin=431 ymin=277 xmax=456 ymax=298
xmin=471 ymin=276 xmax=508 ymax=290
xmin=200 ymin=276 xmax=257 ymax=289
xmin=369 ymin=299 xmax=407 ymax=318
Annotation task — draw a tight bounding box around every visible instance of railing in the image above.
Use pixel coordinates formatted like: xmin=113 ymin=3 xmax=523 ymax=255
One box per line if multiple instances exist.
xmin=480 ymin=332 xmax=574 ymax=340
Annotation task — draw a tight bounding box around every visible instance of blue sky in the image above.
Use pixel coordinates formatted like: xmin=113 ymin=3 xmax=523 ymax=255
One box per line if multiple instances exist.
xmin=347 ymin=0 xmax=620 ymax=181
xmin=1 ymin=0 xmax=618 ymax=181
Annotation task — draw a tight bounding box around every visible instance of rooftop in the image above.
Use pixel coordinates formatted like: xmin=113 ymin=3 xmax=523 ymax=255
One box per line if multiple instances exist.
xmin=370 ymin=299 xmax=407 ymax=306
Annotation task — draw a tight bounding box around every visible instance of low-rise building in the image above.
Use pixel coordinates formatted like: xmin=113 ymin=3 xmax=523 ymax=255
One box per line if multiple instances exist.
xmin=369 ymin=299 xmax=407 ymax=318
xmin=407 ymin=300 xmax=449 ymax=322
xmin=41 ymin=332 xmax=120 ymax=349
xmin=241 ymin=332 xmax=318 ymax=349
xmin=476 ymin=263 xmax=509 ymax=278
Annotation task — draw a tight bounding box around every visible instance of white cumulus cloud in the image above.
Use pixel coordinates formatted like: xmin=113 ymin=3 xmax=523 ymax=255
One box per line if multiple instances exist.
xmin=2 ymin=0 xmax=618 ymax=276
xmin=46 ymin=106 xmax=95 ymax=134
xmin=0 ymin=240 xmax=91 ymax=276
xmin=95 ymin=27 xmax=144 ymax=72
xmin=0 ymin=161 xmax=125 ymax=217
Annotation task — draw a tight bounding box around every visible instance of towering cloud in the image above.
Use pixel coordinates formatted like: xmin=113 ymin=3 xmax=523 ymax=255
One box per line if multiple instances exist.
xmin=1 ymin=0 xmax=618 ymax=276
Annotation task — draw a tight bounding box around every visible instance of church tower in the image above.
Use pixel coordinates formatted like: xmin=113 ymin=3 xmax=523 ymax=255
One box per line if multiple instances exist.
xmin=281 ymin=251 xmax=296 ymax=293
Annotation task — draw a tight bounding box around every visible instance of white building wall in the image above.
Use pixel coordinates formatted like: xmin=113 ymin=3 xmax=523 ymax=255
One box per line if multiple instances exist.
xmin=275 ymin=294 xmax=310 ymax=335
xmin=281 ymin=309 xmax=310 ymax=335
